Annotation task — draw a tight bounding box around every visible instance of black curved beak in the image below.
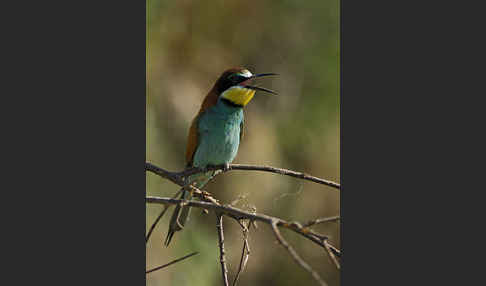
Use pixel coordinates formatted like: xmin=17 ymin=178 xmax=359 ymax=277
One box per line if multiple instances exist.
xmin=246 ymin=73 xmax=278 ymax=95
xmin=250 ymin=73 xmax=279 ymax=78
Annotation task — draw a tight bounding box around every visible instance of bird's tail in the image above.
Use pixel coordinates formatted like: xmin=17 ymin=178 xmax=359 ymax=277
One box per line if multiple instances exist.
xmin=165 ymin=187 xmax=192 ymax=246
xmin=164 ymin=171 xmax=215 ymax=246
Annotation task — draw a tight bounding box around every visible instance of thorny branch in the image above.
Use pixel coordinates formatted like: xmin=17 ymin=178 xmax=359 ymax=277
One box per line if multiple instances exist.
xmin=146 ymin=196 xmax=341 ymax=284
xmin=146 ymin=162 xmax=341 ymax=285
xmin=146 ymin=197 xmax=337 ymax=252
xmin=216 ymin=214 xmax=230 ymax=286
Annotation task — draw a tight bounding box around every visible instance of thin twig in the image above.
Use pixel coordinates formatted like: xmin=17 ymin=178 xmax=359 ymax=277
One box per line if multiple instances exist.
xmin=146 ymin=205 xmax=171 ymax=243
xmin=303 ymin=216 xmax=341 ymax=228
xmin=146 ymin=189 xmax=183 ymax=243
xmin=270 ymin=221 xmax=327 ymax=286
xmin=327 ymin=243 xmax=341 ymax=258
xmin=224 ymin=164 xmax=340 ymax=190
xmin=145 ymin=162 xmax=340 ymax=190
xmin=233 ymin=221 xmax=251 ymax=286
xmin=323 ymin=240 xmax=340 ymax=270
xmin=216 ymin=214 xmax=229 ymax=286
xmin=146 ymin=251 xmax=199 ymax=274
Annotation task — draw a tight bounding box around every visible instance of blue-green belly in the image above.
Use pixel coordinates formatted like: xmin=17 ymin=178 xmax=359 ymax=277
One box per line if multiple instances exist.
xmin=193 ymin=100 xmax=243 ymax=169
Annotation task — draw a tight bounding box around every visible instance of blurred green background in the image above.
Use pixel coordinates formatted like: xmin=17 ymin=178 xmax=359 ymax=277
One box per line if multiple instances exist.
xmin=146 ymin=0 xmax=340 ymax=285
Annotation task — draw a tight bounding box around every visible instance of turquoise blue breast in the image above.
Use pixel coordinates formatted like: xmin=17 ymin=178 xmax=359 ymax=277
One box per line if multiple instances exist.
xmin=193 ymin=99 xmax=243 ymax=169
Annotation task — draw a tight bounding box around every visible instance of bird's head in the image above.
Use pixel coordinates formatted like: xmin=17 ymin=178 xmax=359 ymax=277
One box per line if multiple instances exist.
xmin=215 ymin=67 xmax=278 ymax=107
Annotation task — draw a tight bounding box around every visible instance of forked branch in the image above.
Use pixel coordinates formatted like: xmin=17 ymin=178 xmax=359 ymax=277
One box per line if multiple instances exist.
xmin=271 ymin=221 xmax=328 ymax=286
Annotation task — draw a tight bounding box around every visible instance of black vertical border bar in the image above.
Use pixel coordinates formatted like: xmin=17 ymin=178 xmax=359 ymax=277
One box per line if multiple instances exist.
xmin=4 ymin=0 xmax=147 ymax=284
xmin=339 ymin=0 xmax=471 ymax=284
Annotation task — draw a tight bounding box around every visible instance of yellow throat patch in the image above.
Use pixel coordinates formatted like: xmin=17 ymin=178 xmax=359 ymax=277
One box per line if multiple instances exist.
xmin=221 ymin=86 xmax=256 ymax=106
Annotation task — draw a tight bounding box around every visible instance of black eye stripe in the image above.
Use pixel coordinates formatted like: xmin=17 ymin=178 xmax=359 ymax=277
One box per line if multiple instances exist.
xmin=219 ymin=73 xmax=249 ymax=93
xmin=228 ymin=74 xmax=246 ymax=82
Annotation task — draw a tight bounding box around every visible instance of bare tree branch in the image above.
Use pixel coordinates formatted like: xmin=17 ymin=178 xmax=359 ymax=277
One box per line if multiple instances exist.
xmin=303 ymin=216 xmax=341 ymax=228
xmin=270 ymin=221 xmax=328 ymax=286
xmin=146 ymin=197 xmax=341 ymax=278
xmin=145 ymin=161 xmax=340 ymax=245
xmin=145 ymin=161 xmax=340 ymax=284
xmin=146 ymin=251 xmax=199 ymax=274
xmin=216 ymin=214 xmax=230 ymax=286
xmin=145 ymin=162 xmax=340 ymax=190
xmin=146 ymin=196 xmax=326 ymax=245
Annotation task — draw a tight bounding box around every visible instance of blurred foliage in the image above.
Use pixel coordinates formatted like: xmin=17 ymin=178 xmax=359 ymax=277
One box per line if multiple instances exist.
xmin=146 ymin=0 xmax=340 ymax=285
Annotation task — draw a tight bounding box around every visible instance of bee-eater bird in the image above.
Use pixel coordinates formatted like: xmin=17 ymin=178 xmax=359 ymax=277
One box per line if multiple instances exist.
xmin=165 ymin=67 xmax=277 ymax=246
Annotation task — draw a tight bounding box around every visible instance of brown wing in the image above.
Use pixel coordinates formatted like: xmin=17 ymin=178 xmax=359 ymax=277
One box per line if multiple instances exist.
xmin=186 ymin=88 xmax=220 ymax=167
xmin=185 ymin=115 xmax=199 ymax=167
xmin=239 ymin=119 xmax=244 ymax=142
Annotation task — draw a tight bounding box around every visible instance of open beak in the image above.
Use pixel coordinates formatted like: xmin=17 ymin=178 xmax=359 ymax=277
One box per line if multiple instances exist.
xmin=246 ymin=73 xmax=278 ymax=95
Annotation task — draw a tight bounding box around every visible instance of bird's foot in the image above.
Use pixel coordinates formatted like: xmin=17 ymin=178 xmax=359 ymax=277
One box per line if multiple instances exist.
xmin=222 ymin=163 xmax=230 ymax=172
xmin=204 ymin=164 xmax=216 ymax=172
xmin=204 ymin=163 xmax=229 ymax=173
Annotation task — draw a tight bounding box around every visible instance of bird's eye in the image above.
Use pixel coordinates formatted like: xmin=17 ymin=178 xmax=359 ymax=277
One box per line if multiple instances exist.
xmin=228 ymin=74 xmax=238 ymax=82
xmin=228 ymin=74 xmax=247 ymax=84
